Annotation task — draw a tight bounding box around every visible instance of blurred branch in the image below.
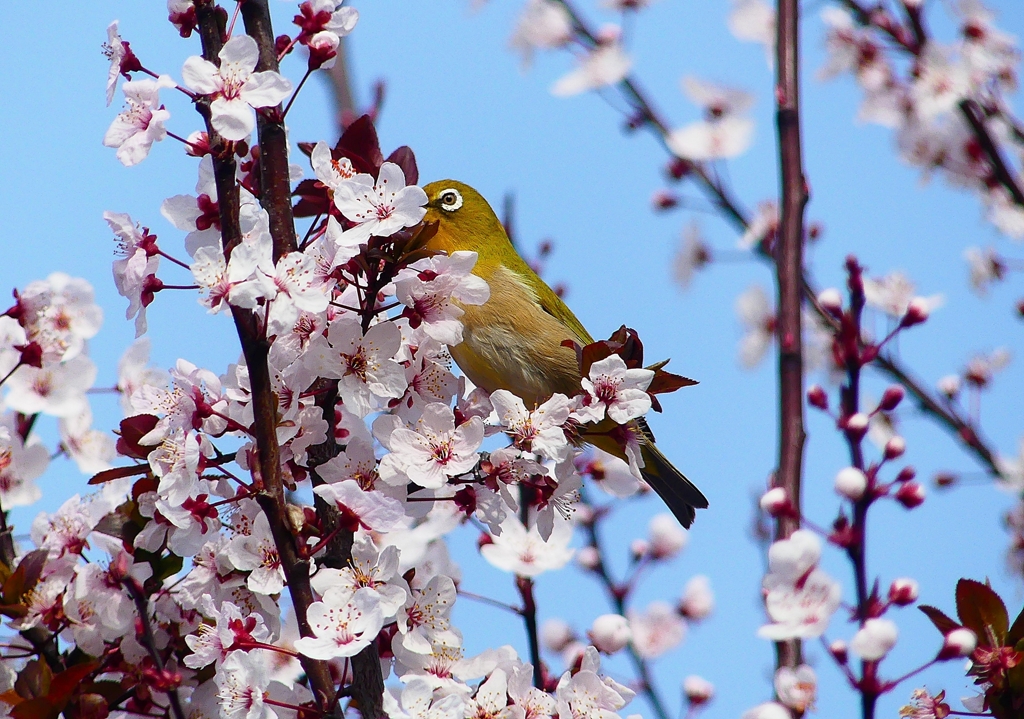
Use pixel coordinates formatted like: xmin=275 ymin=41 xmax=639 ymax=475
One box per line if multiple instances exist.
xmin=772 ymin=0 xmax=807 ymax=676
xmin=549 ymin=0 xmax=1003 ymax=486
xmin=324 ymin=38 xmax=358 ymax=135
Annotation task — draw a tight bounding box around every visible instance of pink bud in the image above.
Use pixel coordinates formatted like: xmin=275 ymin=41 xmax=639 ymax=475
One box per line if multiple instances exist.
xmin=884 ymin=436 xmax=906 ymax=460
xmin=540 ymin=619 xmax=575 ymax=653
xmin=938 ymin=627 xmax=978 ymax=660
xmin=652 ymin=190 xmax=678 ymax=211
xmin=829 ymin=639 xmax=848 ymax=664
xmin=937 ymin=375 xmax=961 ymax=399
xmin=588 ymin=614 xmax=631 ymax=655
xmin=900 ymin=297 xmax=930 ymax=327
xmin=835 ymin=467 xmax=868 ymax=500
xmin=845 ymin=412 xmax=869 ymax=441
xmin=818 ymin=288 xmax=843 ymax=315
xmin=683 ymin=676 xmax=715 ymax=705
xmin=679 ymin=575 xmax=714 ymax=621
xmin=807 ymin=384 xmax=828 ymax=410
xmin=878 ymin=385 xmax=905 ymax=411
xmin=760 ymin=487 xmax=791 ymax=516
xmin=630 ymin=539 xmax=650 ymax=559
xmin=666 ymin=157 xmax=692 ymax=180
xmin=576 ymin=546 xmax=601 ymax=571
xmin=888 ymin=578 xmax=919 ymax=606
xmin=895 ymin=466 xmax=916 ymax=483
xmin=895 ymin=481 xmax=926 ymax=508
xmin=648 ymin=514 xmax=688 ymax=559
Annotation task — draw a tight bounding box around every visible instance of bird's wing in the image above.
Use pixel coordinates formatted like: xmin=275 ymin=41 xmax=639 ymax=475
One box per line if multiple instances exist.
xmin=530 ymin=271 xmax=594 ymax=346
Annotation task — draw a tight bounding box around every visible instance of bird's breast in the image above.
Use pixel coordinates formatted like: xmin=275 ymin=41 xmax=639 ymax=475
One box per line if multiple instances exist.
xmin=451 ymin=265 xmax=583 ymax=407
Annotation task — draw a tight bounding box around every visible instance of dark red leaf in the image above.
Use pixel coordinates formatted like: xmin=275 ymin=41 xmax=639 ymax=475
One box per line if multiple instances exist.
xmin=88 ymin=464 xmax=149 ymax=486
xmin=114 ymin=415 xmax=159 ymax=459
xmin=2 ymin=549 xmax=48 ymax=603
xmin=334 ymin=115 xmax=384 ymax=176
xmin=957 ymin=578 xmax=1008 ymax=648
xmin=386 ymin=146 xmax=418 ymax=186
xmin=647 ymin=368 xmax=699 ymax=395
xmin=919 ymin=604 xmax=960 ymax=635
xmin=12 ymin=698 xmax=57 ymax=719
xmin=47 ymin=662 xmax=99 ymax=710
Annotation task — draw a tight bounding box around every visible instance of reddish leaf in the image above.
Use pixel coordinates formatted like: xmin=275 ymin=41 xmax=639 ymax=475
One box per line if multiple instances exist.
xmin=647 ymin=368 xmax=699 ymax=396
xmin=12 ymin=698 xmax=57 ymax=719
xmin=1007 ymin=605 xmax=1024 ymax=648
xmin=334 ymin=115 xmax=384 ymax=176
xmin=919 ymin=604 xmax=960 ymax=635
xmin=88 ymin=464 xmax=149 ymax=486
xmin=386 ymin=146 xmax=418 ymax=186
xmin=115 ymin=415 xmax=159 ymax=459
xmin=2 ymin=549 xmax=47 ymax=603
xmin=47 ymin=661 xmax=100 ymax=710
xmin=957 ymin=578 xmax=1008 ymax=648
xmin=14 ymin=659 xmax=51 ymax=700
xmin=291 ymin=178 xmax=331 ymax=218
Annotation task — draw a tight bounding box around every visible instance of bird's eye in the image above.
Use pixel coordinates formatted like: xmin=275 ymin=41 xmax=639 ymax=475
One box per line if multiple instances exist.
xmin=438 ymin=188 xmax=463 ymax=212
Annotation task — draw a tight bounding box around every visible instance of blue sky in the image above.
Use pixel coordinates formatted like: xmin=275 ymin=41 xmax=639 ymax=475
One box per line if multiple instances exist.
xmin=1 ymin=2 xmax=1023 ymax=718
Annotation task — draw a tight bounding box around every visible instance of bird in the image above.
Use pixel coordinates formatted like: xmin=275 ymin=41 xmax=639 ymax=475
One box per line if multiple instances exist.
xmin=419 ymin=179 xmax=708 ymax=528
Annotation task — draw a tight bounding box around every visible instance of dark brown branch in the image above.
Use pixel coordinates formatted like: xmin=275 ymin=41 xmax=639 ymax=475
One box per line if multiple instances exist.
xmin=773 ymin=0 xmax=808 ymax=673
xmin=515 ymin=577 xmax=544 ymax=689
xmin=239 ymin=0 xmax=298 ymax=260
xmin=192 ymin=2 xmax=337 ymax=712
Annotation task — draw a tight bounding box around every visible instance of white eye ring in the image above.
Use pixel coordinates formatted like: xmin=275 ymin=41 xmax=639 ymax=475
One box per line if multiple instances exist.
xmin=438 ymin=188 xmax=463 ymax=212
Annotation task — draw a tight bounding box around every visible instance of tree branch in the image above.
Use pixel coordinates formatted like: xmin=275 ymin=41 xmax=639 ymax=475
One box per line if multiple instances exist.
xmin=772 ymin=0 xmax=808 ymax=674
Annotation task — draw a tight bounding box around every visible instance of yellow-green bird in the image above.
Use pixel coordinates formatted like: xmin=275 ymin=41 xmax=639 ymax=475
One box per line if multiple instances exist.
xmin=420 ymin=180 xmax=708 ymax=528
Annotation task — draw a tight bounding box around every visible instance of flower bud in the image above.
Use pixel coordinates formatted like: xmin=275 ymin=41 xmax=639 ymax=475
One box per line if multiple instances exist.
xmin=829 ymin=639 xmax=848 ymax=664
xmin=900 ymin=297 xmax=930 ymax=327
xmin=759 ymin=487 xmax=791 ymax=517
xmin=937 ymin=374 xmax=961 ymax=399
xmin=807 ymin=384 xmax=828 ymax=410
xmin=817 ymin=288 xmax=843 ymax=315
xmin=576 ymin=546 xmax=601 ymax=571
xmin=835 ymin=467 xmax=868 ymax=500
xmin=850 ymin=618 xmax=898 ymax=661
xmin=938 ymin=627 xmax=978 ymax=660
xmin=679 ymin=575 xmax=714 ymax=621
xmin=888 ymin=578 xmax=919 ymax=606
xmin=540 ymin=619 xmax=575 ymax=653
xmin=934 ymin=472 xmax=957 ymax=488
xmin=884 ymin=436 xmax=906 ymax=460
xmin=648 ymin=514 xmax=688 ymax=559
xmin=683 ymin=676 xmax=714 ymax=706
xmin=895 ymin=466 xmax=916 ymax=483
xmin=588 ymin=614 xmax=631 ymax=655
xmin=844 ymin=412 xmax=869 ymax=441
xmin=896 ymin=481 xmax=926 ymax=508
xmin=666 ymin=157 xmax=692 ymax=180
xmin=629 ymin=538 xmax=650 ymax=559
xmin=652 ymin=190 xmax=678 ymax=211
xmin=878 ymin=385 xmax=905 ymax=411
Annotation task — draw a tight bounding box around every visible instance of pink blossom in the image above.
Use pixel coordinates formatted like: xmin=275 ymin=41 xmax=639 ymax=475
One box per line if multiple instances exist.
xmin=491 ymin=389 xmax=572 ymax=461
xmin=551 ymin=40 xmax=631 ymax=96
xmin=628 ymin=601 xmax=686 ymax=659
xmin=480 ymin=514 xmax=574 ymax=577
xmin=775 ymin=664 xmax=816 ymax=712
xmin=293 ymin=588 xmax=384 ymax=660
xmin=850 ymin=618 xmax=898 ymax=661
xmin=333 ymin=161 xmax=428 ymax=241
xmin=510 ymin=0 xmax=573 ymax=67
xmin=104 ymin=76 xmax=175 ymax=166
xmin=182 ymin=35 xmax=293 ymax=141
xmin=380 ymin=403 xmax=484 ymax=489
xmin=312 ymin=479 xmax=406 ymax=533
xmin=588 ymin=614 xmax=631 ymax=655
xmin=576 ymin=354 xmax=654 ymax=424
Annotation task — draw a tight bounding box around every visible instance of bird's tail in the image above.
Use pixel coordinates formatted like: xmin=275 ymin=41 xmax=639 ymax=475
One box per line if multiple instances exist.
xmin=638 ymin=442 xmax=708 ymax=529
xmin=585 ymin=423 xmax=708 ymax=528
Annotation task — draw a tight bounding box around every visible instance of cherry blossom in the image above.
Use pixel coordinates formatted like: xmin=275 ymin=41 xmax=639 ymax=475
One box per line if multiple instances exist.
xmin=395 ymin=251 xmax=490 ymax=345
xmin=182 ymin=35 xmax=292 ymax=141
xmin=58 ymin=408 xmax=115 ymax=474
xmin=310 ymin=536 xmax=409 ymax=619
xmin=551 ymin=38 xmax=631 ymax=97
xmin=673 ymin=221 xmax=711 ymax=290
xmin=215 ymin=649 xmax=275 ymax=719
xmin=396 ymin=574 xmax=460 ymax=654
xmin=0 ymin=421 xmax=48 ymax=508
xmin=378 ymin=403 xmax=484 ymax=489
xmin=105 ymin=212 xmax=160 ymax=336
xmin=104 ymin=76 xmax=175 ymax=166
xmin=226 ymin=511 xmax=286 ymax=595
xmin=383 ymin=677 xmax=467 ymax=719
xmin=4 ymin=354 xmax=96 ymax=419
xmin=332 ymin=161 xmax=428 ymax=241
xmin=588 ymin=614 xmax=631 ymax=655
xmin=161 ymin=157 xmax=224 ymax=255
xmin=185 ymin=595 xmax=272 ymax=669
xmin=293 ymin=587 xmax=384 ymax=660
xmin=774 ymin=664 xmax=816 ymax=712
xmin=863 ymin=271 xmax=943 ymax=318
xmin=850 ymin=617 xmax=899 ymax=661
xmin=729 ymin=0 xmax=775 ymax=62
xmin=312 ymin=479 xmax=406 ymax=533
xmin=647 ymin=512 xmax=688 ymax=558
xmin=679 ymin=575 xmax=714 ymax=621
xmin=668 ymin=78 xmax=755 ymax=161
xmin=735 ymin=284 xmax=775 ymax=368
xmin=509 ymin=0 xmax=573 ymax=67
xmin=554 ymin=646 xmax=636 ymax=719
xmin=103 ymin=21 xmax=127 ymax=105
xmin=628 ymin=601 xmax=686 ymax=658
xmin=480 ymin=514 xmax=574 ymax=577
xmin=491 ymin=389 xmax=572 ymax=461
xmin=575 ymin=354 xmax=654 ymax=424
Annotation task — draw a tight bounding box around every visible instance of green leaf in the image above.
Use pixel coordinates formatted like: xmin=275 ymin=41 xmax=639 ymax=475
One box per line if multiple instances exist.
xmin=919 ymin=604 xmax=959 ymax=635
xmin=957 ymin=578 xmax=1008 ymax=648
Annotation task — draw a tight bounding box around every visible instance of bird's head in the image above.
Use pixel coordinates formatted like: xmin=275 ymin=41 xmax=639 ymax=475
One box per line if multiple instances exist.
xmin=421 ymin=180 xmax=509 ymax=257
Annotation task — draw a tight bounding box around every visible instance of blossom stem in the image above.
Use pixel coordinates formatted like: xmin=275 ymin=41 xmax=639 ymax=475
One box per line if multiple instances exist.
xmin=158 ymin=284 xmax=200 ymax=291
xmin=238 ymin=640 xmax=302 ymax=658
xmin=264 ymin=696 xmax=323 ymax=716
xmin=515 ymin=576 xmax=544 ymax=688
xmin=164 ymin=132 xmax=205 ymax=155
xmin=300 ymin=213 xmax=325 ymax=250
xmin=0 ymin=361 xmax=23 ymax=389
xmin=301 ymin=525 xmax=344 ymax=558
xmin=154 ymin=249 xmax=190 ymax=272
xmin=226 ymin=0 xmax=242 ymax=38
xmin=277 ymin=36 xmax=301 ymax=64
xmin=283 ymin=69 xmax=314 ymax=120
xmin=458 ymin=589 xmax=523 ymax=616
xmin=884 ymin=658 xmax=936 ymax=690
xmin=122 ymin=577 xmax=186 ymax=719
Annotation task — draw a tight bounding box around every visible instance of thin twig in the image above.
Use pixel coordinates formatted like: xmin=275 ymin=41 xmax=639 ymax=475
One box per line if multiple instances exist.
xmin=123 ymin=577 xmax=186 ymax=719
